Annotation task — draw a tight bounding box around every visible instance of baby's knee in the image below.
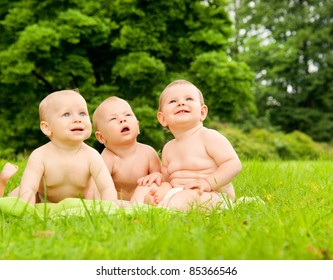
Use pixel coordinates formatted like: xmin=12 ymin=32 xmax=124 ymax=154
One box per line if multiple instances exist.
xmin=221 ymin=183 xmax=235 ymax=202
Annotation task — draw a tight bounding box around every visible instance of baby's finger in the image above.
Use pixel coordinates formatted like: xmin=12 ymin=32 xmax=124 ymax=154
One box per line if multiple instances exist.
xmin=147 ymin=177 xmax=156 ymax=186
xmin=155 ymin=176 xmax=161 ymax=186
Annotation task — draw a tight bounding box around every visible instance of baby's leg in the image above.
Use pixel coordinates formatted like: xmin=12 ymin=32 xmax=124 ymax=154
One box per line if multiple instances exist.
xmin=0 ymin=162 xmax=18 ymax=197
xmin=197 ymin=192 xmax=230 ymax=210
xmin=197 ymin=183 xmax=236 ymax=210
xmin=160 ymin=189 xmax=200 ymax=211
xmin=220 ymin=183 xmax=235 ymax=202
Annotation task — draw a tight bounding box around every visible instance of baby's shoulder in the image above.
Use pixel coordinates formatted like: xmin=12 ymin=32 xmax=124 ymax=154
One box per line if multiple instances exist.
xmin=138 ymin=142 xmax=153 ymax=150
xmin=80 ymin=143 xmax=102 ymax=159
xmin=162 ymin=139 xmax=176 ymax=151
xmin=200 ymin=127 xmax=228 ymax=143
xmin=137 ymin=142 xmax=159 ymax=155
xmin=201 ymin=127 xmax=224 ymax=137
xmin=29 ymin=142 xmax=53 ymax=158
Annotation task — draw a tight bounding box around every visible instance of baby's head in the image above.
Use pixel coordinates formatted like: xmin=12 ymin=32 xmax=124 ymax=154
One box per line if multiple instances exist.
xmin=39 ymin=90 xmax=87 ymax=122
xmin=93 ymin=96 xmax=139 ymax=147
xmin=158 ymin=80 xmax=205 ymax=112
xmin=39 ymin=89 xmax=92 ymax=141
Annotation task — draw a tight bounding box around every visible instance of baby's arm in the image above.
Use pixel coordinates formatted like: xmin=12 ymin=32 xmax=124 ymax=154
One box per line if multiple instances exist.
xmin=142 ymin=148 xmax=171 ymax=205
xmin=137 ymin=146 xmax=163 ymax=186
xmin=16 ymin=149 xmax=44 ymax=205
xmin=89 ymin=149 xmax=117 ymax=202
xmin=204 ymin=130 xmax=242 ymax=191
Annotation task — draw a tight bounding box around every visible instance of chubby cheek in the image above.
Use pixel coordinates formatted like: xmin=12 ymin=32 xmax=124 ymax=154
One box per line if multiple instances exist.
xmin=134 ymin=126 xmax=140 ymax=135
xmin=85 ymin=127 xmax=92 ymax=138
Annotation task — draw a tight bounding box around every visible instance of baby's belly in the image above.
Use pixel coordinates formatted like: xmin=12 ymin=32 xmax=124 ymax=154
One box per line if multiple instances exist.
xmin=39 ymin=185 xmax=88 ymax=203
xmin=169 ymin=170 xmax=208 ymax=187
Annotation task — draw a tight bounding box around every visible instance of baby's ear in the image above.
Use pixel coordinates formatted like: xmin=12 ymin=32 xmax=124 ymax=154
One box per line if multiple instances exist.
xmin=157 ymin=112 xmax=168 ymax=127
xmin=200 ymin=104 xmax=208 ymax=121
xmin=95 ymin=131 xmax=106 ymax=144
xmin=40 ymin=121 xmax=52 ymax=137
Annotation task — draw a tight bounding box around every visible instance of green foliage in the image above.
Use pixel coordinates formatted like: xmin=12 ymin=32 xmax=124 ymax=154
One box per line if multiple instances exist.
xmin=232 ymin=0 xmax=333 ymax=142
xmin=209 ymin=122 xmax=331 ymax=161
xmin=0 ymin=0 xmax=254 ymax=155
xmin=130 ymin=97 xmax=166 ymax=150
xmin=189 ymin=51 xmax=256 ymax=121
xmin=112 ymin=52 xmax=166 ymax=99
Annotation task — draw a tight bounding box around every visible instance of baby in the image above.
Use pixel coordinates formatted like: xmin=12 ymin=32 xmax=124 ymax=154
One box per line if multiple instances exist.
xmin=92 ymin=96 xmax=162 ymax=204
xmin=1 ymin=90 xmax=117 ymax=204
xmin=142 ymin=80 xmax=242 ymax=211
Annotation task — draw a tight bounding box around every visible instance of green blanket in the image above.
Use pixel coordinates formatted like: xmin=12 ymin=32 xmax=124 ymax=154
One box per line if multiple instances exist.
xmin=0 ymin=196 xmax=265 ymax=218
xmin=0 ymin=197 xmax=149 ymax=218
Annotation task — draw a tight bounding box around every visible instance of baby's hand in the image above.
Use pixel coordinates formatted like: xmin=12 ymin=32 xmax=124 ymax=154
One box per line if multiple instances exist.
xmin=183 ymin=179 xmax=212 ymax=194
xmin=137 ymin=172 xmax=162 ymax=186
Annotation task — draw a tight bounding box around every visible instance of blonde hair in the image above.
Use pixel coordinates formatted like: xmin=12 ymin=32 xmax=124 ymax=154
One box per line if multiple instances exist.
xmin=158 ymin=80 xmax=205 ymax=111
xmin=39 ymin=89 xmax=82 ymax=122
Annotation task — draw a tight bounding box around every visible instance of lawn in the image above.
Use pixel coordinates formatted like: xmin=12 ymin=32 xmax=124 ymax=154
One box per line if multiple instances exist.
xmin=0 ymin=159 xmax=332 ymax=260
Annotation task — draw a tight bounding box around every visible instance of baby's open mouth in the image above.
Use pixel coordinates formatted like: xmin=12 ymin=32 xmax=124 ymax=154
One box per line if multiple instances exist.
xmin=121 ymin=127 xmax=130 ymax=133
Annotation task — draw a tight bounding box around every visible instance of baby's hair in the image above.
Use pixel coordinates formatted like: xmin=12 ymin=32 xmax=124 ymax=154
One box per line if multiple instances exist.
xmin=39 ymin=89 xmax=82 ymax=122
xmin=92 ymin=96 xmax=131 ymax=130
xmin=158 ymin=80 xmax=205 ymax=111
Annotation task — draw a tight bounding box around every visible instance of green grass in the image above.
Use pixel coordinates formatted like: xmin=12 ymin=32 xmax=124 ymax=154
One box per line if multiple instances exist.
xmin=0 ymin=159 xmax=332 ymax=260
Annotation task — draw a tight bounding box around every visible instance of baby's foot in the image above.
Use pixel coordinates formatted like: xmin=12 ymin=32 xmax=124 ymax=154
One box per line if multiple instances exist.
xmin=0 ymin=162 xmax=18 ymax=189
xmin=144 ymin=193 xmax=158 ymax=206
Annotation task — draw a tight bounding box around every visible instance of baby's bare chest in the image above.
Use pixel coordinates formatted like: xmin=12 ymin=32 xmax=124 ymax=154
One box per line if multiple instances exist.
xmin=112 ymin=157 xmax=149 ymax=188
xmin=43 ymin=157 xmax=91 ymax=186
xmin=166 ymin=140 xmax=212 ymax=171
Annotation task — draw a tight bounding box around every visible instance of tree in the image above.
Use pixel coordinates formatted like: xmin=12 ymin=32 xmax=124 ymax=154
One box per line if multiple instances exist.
xmin=231 ymin=0 xmax=333 ymax=141
xmin=0 ymin=0 xmax=256 ymax=155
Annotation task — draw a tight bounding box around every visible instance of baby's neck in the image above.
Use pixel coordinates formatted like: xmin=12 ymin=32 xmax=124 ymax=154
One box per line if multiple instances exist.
xmin=107 ymin=141 xmax=138 ymax=158
xmin=171 ymin=123 xmax=204 ymax=140
xmin=49 ymin=140 xmax=84 ymax=154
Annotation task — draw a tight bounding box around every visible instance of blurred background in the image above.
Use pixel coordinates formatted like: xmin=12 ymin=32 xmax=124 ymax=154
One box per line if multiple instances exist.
xmin=0 ymin=0 xmax=332 ymax=160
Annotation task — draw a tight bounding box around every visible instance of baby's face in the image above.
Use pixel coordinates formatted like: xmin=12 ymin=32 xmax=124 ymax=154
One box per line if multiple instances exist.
xmin=43 ymin=92 xmax=92 ymax=142
xmin=158 ymin=84 xmax=206 ymax=128
xmin=96 ymin=99 xmax=139 ymax=146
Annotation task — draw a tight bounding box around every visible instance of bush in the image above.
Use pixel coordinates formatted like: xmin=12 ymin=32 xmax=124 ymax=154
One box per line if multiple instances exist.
xmin=208 ymin=121 xmax=332 ymax=161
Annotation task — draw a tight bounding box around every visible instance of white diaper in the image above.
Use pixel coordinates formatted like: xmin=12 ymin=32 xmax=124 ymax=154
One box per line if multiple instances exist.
xmin=163 ymin=187 xmax=184 ymax=202
xmin=163 ymin=187 xmax=233 ymax=209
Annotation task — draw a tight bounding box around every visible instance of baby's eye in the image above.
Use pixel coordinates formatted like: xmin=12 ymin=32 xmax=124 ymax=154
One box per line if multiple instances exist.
xmin=168 ymin=99 xmax=176 ymax=104
xmin=63 ymin=113 xmax=70 ymax=117
xmin=79 ymin=112 xmax=87 ymax=116
xmin=109 ymin=117 xmax=116 ymax=121
xmin=186 ymin=97 xmax=194 ymax=101
xmin=125 ymin=113 xmax=132 ymax=117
